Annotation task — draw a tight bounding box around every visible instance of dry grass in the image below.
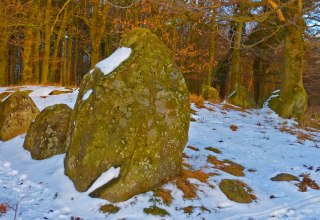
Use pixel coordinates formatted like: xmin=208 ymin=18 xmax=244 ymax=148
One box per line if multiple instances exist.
xmin=182 ymin=169 xmax=212 ymax=183
xmin=187 ymin=145 xmax=200 ymax=151
xmin=176 ymin=177 xmax=198 ymax=199
xmin=190 ymin=108 xmax=198 ymax=115
xmin=278 ymin=124 xmax=315 ymax=143
xmin=190 ymin=94 xmax=205 ymax=108
xmin=221 ymin=103 xmax=248 ymax=113
xmin=0 ymin=204 xmax=7 ymax=215
xmin=183 ymin=153 xmax=191 ymax=158
xmin=207 ymin=155 xmax=245 ymax=177
xmin=296 ymin=173 xmax=320 ymax=192
xmin=154 ymin=188 xmax=174 ymax=205
xmin=205 ymin=147 xmax=222 ymax=154
xmin=182 ymin=161 xmax=193 ymax=169
xmin=183 ymin=206 xmax=194 ymax=214
xmin=299 ymin=107 xmax=320 ymax=130
xmin=230 ymin=124 xmax=238 ymax=131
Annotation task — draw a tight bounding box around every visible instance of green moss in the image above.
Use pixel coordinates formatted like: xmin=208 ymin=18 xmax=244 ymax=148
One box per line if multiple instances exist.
xmin=23 ymin=104 xmax=71 ymax=160
xmin=201 ymin=85 xmax=219 ymax=102
xmin=228 ymin=85 xmax=255 ymax=108
xmin=143 ymin=206 xmax=169 ymax=217
xmin=219 ymin=179 xmax=256 ymax=203
xmin=99 ymin=204 xmax=120 ymax=214
xmin=65 ymin=28 xmax=189 ymax=202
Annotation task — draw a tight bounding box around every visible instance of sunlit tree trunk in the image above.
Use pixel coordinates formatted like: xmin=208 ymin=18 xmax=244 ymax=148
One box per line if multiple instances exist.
xmin=89 ymin=1 xmax=110 ymax=67
xmin=33 ymin=30 xmax=41 ymax=84
xmin=0 ymin=33 xmax=9 ymax=86
xmin=270 ymin=0 xmax=307 ymax=118
xmin=22 ymin=28 xmax=34 ymax=84
xmin=41 ymin=0 xmax=52 ymax=84
xmin=51 ymin=8 xmax=69 ymax=83
xmin=228 ymin=19 xmax=243 ymax=95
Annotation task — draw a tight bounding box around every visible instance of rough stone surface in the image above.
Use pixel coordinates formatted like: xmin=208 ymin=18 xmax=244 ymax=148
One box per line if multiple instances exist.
xmin=64 ymin=28 xmax=190 ymax=202
xmin=270 ymin=173 xmax=300 ymax=182
xmin=0 ymin=91 xmax=39 ymax=141
xmin=219 ymin=179 xmax=256 ymax=203
xmin=24 ymin=104 xmax=72 ymax=160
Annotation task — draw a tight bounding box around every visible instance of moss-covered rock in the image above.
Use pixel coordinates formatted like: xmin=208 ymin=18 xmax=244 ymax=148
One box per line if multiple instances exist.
xmin=23 ymin=104 xmax=72 ymax=160
xmin=270 ymin=173 xmax=300 ymax=182
xmin=219 ymin=179 xmax=256 ymax=203
xmin=0 ymin=91 xmax=39 ymax=141
xmin=64 ymin=28 xmax=190 ymax=202
xmin=201 ymin=85 xmax=219 ymax=102
xmin=228 ymin=85 xmax=255 ymax=108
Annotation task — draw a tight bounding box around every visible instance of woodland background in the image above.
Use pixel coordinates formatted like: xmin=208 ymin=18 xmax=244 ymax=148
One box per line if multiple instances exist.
xmin=0 ymin=0 xmax=319 ymax=110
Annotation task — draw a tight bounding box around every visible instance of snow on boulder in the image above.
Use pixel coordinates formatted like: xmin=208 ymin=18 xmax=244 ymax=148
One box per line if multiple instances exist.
xmin=0 ymin=91 xmax=40 ymax=141
xmin=23 ymin=104 xmax=72 ymax=160
xmin=95 ymin=47 xmax=132 ymax=76
xmin=64 ymin=28 xmax=190 ymax=202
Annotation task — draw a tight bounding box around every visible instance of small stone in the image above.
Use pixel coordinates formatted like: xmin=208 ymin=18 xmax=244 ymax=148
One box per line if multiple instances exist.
xmin=99 ymin=204 xmax=120 ymax=214
xmin=271 ymin=173 xmax=300 ymax=182
xmin=219 ymin=179 xmax=256 ymax=203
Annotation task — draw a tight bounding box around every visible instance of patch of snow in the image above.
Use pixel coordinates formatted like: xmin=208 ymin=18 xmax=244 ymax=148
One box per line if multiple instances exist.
xmin=228 ymin=89 xmax=237 ymax=98
xmin=95 ymin=47 xmax=132 ymax=76
xmin=87 ymin=167 xmax=120 ymax=194
xmin=82 ymin=89 xmax=93 ymax=101
xmin=0 ymin=86 xmax=320 ymax=219
xmin=263 ymin=90 xmax=280 ymax=108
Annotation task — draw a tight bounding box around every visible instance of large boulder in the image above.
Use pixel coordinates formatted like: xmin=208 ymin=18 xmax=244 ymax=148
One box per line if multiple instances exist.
xmin=64 ymin=28 xmax=190 ymax=202
xmin=23 ymin=104 xmax=72 ymax=160
xmin=0 ymin=91 xmax=39 ymax=141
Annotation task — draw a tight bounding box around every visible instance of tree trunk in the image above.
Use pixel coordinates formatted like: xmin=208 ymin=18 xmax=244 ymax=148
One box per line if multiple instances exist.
xmin=41 ymin=0 xmax=52 ymax=84
xmin=0 ymin=33 xmax=9 ymax=86
xmin=33 ymin=30 xmax=41 ymax=84
xmin=22 ymin=28 xmax=34 ymax=84
xmin=270 ymin=0 xmax=307 ymax=118
xmin=228 ymin=21 xmax=243 ymax=95
xmin=207 ymin=8 xmax=217 ymax=86
xmin=51 ymin=8 xmax=69 ymax=82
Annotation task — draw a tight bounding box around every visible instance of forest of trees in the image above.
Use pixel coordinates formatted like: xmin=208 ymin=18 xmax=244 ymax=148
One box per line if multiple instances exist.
xmin=0 ymin=0 xmax=319 ymax=117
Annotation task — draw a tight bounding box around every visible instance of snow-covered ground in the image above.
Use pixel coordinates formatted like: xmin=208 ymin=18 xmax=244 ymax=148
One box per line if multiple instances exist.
xmin=0 ymin=86 xmax=319 ymax=220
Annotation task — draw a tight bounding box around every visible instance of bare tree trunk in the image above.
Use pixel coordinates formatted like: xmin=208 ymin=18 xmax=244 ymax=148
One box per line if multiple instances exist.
xmin=33 ymin=30 xmax=41 ymax=84
xmin=0 ymin=33 xmax=9 ymax=86
xmin=41 ymin=0 xmax=52 ymax=84
xmin=22 ymin=28 xmax=34 ymax=84
xmin=51 ymin=8 xmax=69 ymax=82
xmin=270 ymin=0 xmax=307 ymax=118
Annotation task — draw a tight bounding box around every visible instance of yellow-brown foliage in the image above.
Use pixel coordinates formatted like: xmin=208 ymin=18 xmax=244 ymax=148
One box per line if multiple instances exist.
xmin=190 ymin=94 xmax=205 ymax=108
